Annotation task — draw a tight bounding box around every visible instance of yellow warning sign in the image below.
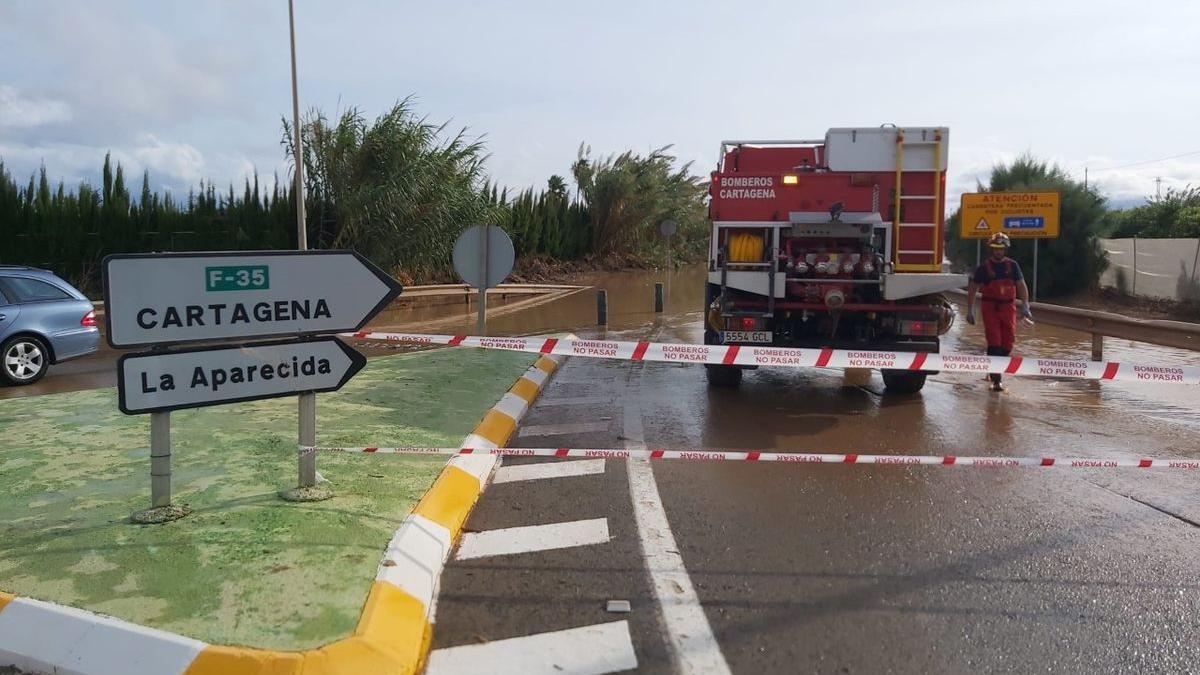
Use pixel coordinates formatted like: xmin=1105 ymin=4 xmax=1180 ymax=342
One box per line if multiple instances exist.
xmin=959 ymin=191 xmax=1060 ymax=239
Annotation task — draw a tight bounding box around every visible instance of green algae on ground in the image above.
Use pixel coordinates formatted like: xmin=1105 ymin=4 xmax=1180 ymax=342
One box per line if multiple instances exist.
xmin=0 ymin=347 xmax=536 ymax=649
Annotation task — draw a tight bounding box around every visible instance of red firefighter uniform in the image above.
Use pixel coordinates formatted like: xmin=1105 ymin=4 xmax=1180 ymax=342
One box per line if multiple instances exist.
xmin=972 ymin=256 xmax=1024 ymax=354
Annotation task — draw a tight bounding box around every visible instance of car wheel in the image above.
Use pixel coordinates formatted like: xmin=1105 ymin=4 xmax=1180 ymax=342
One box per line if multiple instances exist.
xmin=2 ymin=335 xmax=50 ymax=385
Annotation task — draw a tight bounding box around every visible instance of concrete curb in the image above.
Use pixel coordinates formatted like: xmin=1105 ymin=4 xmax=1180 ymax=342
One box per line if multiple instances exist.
xmin=0 ymin=351 xmax=565 ymax=675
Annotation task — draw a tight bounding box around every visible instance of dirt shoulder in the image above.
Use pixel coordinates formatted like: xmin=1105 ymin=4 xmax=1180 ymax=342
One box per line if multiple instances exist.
xmin=1045 ymin=288 xmax=1200 ymax=323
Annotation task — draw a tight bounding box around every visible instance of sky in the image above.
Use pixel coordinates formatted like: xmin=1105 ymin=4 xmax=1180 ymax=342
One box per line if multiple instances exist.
xmin=1 ymin=0 xmax=1199 ymax=211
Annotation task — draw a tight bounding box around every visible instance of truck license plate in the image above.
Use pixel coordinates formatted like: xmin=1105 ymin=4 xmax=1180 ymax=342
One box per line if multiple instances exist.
xmin=721 ymin=330 xmax=772 ymax=344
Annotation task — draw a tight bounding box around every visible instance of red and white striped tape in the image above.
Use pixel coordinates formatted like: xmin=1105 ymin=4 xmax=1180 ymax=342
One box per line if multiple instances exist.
xmin=301 ymin=445 xmax=1200 ymax=469
xmin=346 ymin=331 xmax=1200 ymax=385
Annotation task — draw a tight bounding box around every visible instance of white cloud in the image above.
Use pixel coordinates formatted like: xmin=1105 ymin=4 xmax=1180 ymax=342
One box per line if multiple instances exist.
xmin=0 ymin=85 xmax=71 ymax=128
xmin=131 ymin=134 xmax=205 ymax=185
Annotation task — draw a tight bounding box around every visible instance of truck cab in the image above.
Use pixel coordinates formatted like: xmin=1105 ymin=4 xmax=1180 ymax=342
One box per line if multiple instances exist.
xmin=704 ymin=127 xmax=965 ymax=392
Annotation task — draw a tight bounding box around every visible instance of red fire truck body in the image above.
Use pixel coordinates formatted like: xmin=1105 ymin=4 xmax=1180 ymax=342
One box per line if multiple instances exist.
xmin=704 ymin=127 xmax=964 ymax=392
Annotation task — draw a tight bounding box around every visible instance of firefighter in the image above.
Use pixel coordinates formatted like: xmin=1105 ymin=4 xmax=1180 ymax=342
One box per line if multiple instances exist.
xmin=966 ymin=232 xmax=1033 ymax=391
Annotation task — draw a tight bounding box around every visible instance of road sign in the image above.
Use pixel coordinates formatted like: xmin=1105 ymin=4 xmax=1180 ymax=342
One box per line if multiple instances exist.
xmin=117 ymin=337 xmax=366 ymax=414
xmin=103 ymin=250 xmax=402 ymax=348
xmin=660 ymin=219 xmax=678 ymax=237
xmin=452 ymin=224 xmax=515 ymax=289
xmin=959 ymin=191 xmax=1060 ymax=239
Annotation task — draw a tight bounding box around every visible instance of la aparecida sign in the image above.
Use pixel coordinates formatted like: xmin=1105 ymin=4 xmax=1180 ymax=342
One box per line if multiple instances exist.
xmin=117 ymin=337 xmax=366 ymax=414
xmin=103 ymin=250 xmax=402 ymax=415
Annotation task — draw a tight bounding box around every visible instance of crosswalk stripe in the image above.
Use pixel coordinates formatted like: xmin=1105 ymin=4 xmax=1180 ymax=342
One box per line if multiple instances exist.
xmin=455 ymin=518 xmax=610 ymax=560
xmin=493 ymin=459 xmax=606 ymax=484
xmin=426 ymin=620 xmax=637 ymax=675
xmin=517 ymin=421 xmax=610 ymax=437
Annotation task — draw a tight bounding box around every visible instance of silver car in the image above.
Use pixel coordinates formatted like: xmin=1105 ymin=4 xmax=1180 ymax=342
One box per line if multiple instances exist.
xmin=0 ymin=266 xmax=100 ymax=385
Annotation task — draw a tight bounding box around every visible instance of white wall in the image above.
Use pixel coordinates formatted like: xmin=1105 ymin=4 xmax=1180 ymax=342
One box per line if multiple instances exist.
xmin=1101 ymin=238 xmax=1200 ymax=301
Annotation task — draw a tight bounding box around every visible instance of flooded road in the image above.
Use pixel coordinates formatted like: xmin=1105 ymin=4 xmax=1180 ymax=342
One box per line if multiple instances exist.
xmin=426 ymin=266 xmax=1200 ymax=674
xmin=7 ymin=265 xmax=1199 ymax=672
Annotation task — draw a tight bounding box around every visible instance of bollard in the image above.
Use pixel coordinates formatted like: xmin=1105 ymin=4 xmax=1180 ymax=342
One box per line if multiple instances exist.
xmin=654 ymin=282 xmax=664 ymax=313
xmin=597 ymin=289 xmax=608 ymax=326
xmin=1092 ymin=333 xmax=1103 ymax=361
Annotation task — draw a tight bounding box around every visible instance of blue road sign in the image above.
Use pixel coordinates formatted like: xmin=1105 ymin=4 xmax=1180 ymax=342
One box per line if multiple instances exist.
xmin=1003 ymin=216 xmax=1045 ymax=230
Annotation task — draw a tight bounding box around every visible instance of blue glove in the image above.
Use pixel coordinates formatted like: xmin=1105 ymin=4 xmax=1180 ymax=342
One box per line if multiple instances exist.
xmin=1019 ymin=304 xmax=1033 ymax=320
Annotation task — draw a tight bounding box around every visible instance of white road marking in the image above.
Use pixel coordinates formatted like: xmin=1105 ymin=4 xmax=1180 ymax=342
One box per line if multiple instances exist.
xmin=493 ymin=459 xmax=607 ymax=484
xmin=535 ymin=395 xmax=615 ymax=407
xmin=456 ymin=518 xmax=610 ymax=560
xmin=625 ymin=368 xmax=732 ymax=675
xmin=518 ymin=421 xmax=611 ymax=437
xmin=426 ymin=620 xmax=638 ymax=675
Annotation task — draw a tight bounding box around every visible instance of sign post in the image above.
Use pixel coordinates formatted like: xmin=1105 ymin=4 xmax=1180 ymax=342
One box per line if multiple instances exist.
xmin=660 ymin=219 xmax=678 ymax=272
xmin=452 ymin=225 xmax=515 ymax=337
xmin=479 ymin=223 xmax=489 ymax=335
xmin=959 ymin=191 xmax=1061 ymax=301
xmin=104 ymin=250 xmax=400 ymax=516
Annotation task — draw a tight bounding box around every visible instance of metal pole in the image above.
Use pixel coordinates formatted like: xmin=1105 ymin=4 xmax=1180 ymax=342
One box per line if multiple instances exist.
xmin=290 ymin=0 xmax=321 ymax=496
xmin=975 ymin=239 xmax=981 ymax=267
xmin=131 ymin=408 xmax=189 ymax=522
xmin=1091 ymin=333 xmax=1103 ymax=361
xmin=597 ymin=289 xmax=608 ymax=326
xmin=666 ymin=234 xmax=672 ymax=302
xmin=1133 ymin=235 xmax=1138 ymax=296
xmin=478 ymin=226 xmax=488 ymax=336
xmin=654 ymin=282 xmax=664 ymax=313
xmin=1190 ymin=237 xmax=1199 ymax=285
xmin=289 ymin=0 xmax=306 ymax=250
xmin=1032 ymin=239 xmax=1039 ymax=302
xmin=150 ymin=411 xmax=171 ymax=508
xmin=298 ymin=392 xmax=316 ymax=486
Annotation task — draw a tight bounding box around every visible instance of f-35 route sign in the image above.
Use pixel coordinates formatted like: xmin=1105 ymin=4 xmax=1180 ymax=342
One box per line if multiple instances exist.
xmin=103 ymin=250 xmax=403 ymax=348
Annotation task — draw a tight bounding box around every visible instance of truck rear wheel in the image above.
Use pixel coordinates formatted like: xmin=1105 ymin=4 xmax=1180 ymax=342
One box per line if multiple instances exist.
xmin=882 ymin=370 xmax=926 ymax=394
xmin=705 ymin=364 xmax=743 ymax=388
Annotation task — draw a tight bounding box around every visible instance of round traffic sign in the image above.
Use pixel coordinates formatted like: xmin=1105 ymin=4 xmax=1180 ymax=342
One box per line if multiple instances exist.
xmin=452 ymin=224 xmax=515 ymax=289
xmin=659 ymin=219 xmax=678 ymax=237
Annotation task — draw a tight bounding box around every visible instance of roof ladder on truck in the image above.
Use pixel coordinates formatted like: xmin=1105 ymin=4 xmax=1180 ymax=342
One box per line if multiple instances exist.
xmin=892 ymin=130 xmax=944 ymax=272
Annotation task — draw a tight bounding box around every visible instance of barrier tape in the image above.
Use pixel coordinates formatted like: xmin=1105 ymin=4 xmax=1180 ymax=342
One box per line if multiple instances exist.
xmin=301 ymin=445 xmax=1200 ymax=469
xmin=346 ymin=331 xmax=1200 ymax=385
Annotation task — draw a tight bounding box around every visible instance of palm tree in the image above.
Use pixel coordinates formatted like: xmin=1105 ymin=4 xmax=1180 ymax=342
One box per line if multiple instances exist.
xmin=282 ymin=97 xmax=497 ymax=277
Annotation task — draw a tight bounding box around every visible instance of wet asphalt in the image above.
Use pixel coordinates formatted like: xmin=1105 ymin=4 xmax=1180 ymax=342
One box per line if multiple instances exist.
xmin=431 ymin=276 xmax=1200 ymax=674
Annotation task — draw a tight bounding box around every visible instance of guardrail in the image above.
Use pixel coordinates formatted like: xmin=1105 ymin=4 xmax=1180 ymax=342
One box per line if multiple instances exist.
xmin=949 ymin=289 xmax=1200 ymax=358
xmin=89 ymin=283 xmax=581 ymax=317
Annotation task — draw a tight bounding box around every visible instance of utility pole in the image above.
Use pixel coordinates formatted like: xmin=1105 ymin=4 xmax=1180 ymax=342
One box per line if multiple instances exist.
xmin=289 ymin=0 xmax=306 ymax=251
xmin=282 ymin=0 xmax=329 ymax=502
xmin=1155 ymin=176 xmax=1162 ymax=199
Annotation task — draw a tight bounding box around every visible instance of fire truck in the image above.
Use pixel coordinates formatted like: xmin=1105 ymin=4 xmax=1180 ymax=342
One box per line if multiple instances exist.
xmin=704 ymin=126 xmax=964 ymax=393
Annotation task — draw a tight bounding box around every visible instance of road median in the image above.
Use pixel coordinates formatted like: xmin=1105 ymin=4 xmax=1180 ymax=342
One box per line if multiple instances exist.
xmin=0 ymin=344 xmax=553 ymax=674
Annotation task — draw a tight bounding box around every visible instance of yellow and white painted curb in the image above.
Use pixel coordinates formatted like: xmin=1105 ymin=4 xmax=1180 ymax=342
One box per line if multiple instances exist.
xmin=0 ymin=350 xmax=565 ymax=675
